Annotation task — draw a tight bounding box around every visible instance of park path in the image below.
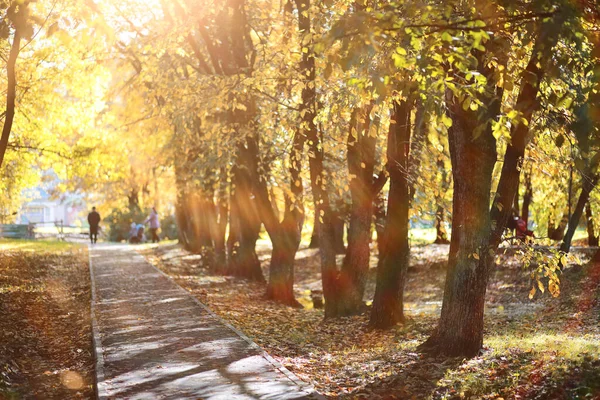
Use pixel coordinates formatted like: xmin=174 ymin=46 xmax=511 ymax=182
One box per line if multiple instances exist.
xmin=89 ymin=244 xmax=320 ymax=400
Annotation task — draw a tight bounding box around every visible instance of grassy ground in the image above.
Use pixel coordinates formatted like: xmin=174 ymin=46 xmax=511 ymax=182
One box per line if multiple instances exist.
xmin=141 ymin=240 xmax=600 ymax=399
xmin=0 ymin=239 xmax=94 ymax=399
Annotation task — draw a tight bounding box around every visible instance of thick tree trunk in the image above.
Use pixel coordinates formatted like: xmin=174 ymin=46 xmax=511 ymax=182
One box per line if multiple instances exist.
xmin=421 ymin=22 xmax=561 ymax=357
xmin=331 ymin=209 xmax=346 ymax=254
xmin=0 ymin=30 xmax=21 ymax=169
xmin=420 ymin=86 xmax=498 ymax=356
xmin=227 ymin=143 xmax=263 ymax=281
xmin=370 ymin=99 xmax=413 ymax=328
xmin=185 ymin=193 xmax=214 ymax=255
xmin=337 ymin=105 xmax=376 ymax=316
xmin=586 ymin=201 xmax=598 ymax=247
xmin=266 ymin=219 xmax=302 ymax=307
xmin=248 ymin=122 xmax=304 ymax=307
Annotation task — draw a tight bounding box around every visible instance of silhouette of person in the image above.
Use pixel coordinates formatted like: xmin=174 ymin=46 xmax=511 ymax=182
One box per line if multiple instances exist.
xmin=87 ymin=207 xmax=101 ymax=244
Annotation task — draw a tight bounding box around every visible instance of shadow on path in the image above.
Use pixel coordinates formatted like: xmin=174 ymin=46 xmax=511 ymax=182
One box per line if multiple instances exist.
xmin=90 ymin=243 xmax=320 ymax=400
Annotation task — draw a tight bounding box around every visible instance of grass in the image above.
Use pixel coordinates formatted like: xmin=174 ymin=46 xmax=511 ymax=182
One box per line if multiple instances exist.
xmin=0 ymin=238 xmax=84 ymax=252
xmin=409 ymin=227 xmax=438 ymax=245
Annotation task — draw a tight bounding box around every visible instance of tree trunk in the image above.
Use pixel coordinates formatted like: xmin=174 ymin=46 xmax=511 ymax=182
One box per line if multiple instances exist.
xmin=214 ymin=167 xmax=229 ymax=268
xmin=294 ymin=0 xmax=341 ymax=317
xmin=420 ymin=86 xmax=498 ymax=356
xmin=430 ymin=134 xmax=451 ymax=245
xmin=331 ymin=209 xmax=346 ymax=254
xmin=127 ymin=187 xmax=141 ymax=211
xmin=421 ymin=22 xmax=561 ymax=357
xmin=175 ymin=197 xmax=190 ymax=248
xmin=370 ymin=99 xmax=413 ymax=328
xmin=0 ymin=29 xmax=21 ymax=169
xmin=308 ymin=214 xmax=320 ymax=248
xmin=521 ymin=169 xmax=533 ymax=225
xmin=248 ymin=121 xmax=304 ymax=307
xmin=561 ymin=176 xmax=599 ymax=253
xmin=227 ymin=142 xmax=263 ymax=281
xmin=337 ymin=105 xmax=376 ymax=316
xmin=548 ymin=211 xmax=569 ymax=241
xmin=266 ymin=217 xmax=303 ymax=307
xmin=489 ymin=28 xmax=557 ymax=247
xmin=434 ymin=204 xmax=450 ymax=244
xmin=174 ymin=151 xmax=192 ymax=248
xmin=586 ymin=201 xmax=598 ymax=247
xmin=374 ymin=192 xmax=386 ymax=255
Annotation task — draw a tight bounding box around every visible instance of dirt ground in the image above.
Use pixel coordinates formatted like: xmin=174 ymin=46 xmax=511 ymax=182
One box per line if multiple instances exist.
xmin=0 ymin=241 xmax=94 ymax=400
xmin=141 ymin=240 xmax=600 ymax=399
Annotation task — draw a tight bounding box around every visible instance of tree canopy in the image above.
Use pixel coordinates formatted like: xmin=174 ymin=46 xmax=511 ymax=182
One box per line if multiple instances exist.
xmin=1 ymin=0 xmax=599 ymax=358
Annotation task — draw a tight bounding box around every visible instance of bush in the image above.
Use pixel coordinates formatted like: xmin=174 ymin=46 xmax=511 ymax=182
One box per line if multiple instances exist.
xmin=159 ymin=214 xmax=178 ymax=240
xmin=105 ymin=207 xmax=179 ymax=242
xmin=105 ymin=207 xmax=147 ymax=242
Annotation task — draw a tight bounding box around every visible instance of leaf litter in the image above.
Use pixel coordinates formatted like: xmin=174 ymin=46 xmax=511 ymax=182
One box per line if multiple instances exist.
xmin=141 ymin=242 xmax=600 ymax=399
xmin=0 ymin=242 xmax=94 ymax=399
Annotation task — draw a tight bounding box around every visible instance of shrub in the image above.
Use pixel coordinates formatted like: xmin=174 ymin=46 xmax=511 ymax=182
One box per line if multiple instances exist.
xmin=105 ymin=207 xmax=147 ymax=242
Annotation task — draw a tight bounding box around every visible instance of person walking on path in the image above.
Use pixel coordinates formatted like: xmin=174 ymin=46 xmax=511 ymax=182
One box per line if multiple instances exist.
xmin=145 ymin=207 xmax=160 ymax=243
xmin=87 ymin=207 xmax=101 ymax=244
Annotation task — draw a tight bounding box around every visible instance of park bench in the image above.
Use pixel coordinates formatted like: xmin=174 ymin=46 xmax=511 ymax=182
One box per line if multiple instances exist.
xmin=0 ymin=224 xmax=34 ymax=239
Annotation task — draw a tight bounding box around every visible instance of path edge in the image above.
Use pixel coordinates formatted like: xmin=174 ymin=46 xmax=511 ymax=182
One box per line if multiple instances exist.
xmin=88 ymin=245 xmax=108 ymax=400
xmin=142 ymin=248 xmax=324 ymax=399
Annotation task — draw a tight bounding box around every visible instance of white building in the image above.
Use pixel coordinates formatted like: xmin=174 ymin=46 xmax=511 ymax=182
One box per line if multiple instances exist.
xmin=19 ymin=187 xmax=86 ymax=227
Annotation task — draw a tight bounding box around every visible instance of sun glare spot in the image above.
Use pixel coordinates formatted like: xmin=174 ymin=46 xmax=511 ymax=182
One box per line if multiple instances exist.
xmin=60 ymin=370 xmax=84 ymax=390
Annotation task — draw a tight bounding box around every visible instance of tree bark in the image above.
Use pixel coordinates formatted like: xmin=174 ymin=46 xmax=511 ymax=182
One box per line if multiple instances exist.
xmin=309 ymin=213 xmax=320 ymax=248
xmin=214 ymin=167 xmax=229 ymax=268
xmin=0 ymin=29 xmax=21 ymax=169
xmin=294 ymin=0 xmax=340 ymax=317
xmin=521 ymin=168 xmax=533 ymax=225
xmin=434 ymin=204 xmax=450 ymax=244
xmin=227 ymin=141 xmax=264 ymax=281
xmin=336 ymin=105 xmax=377 ymax=316
xmin=249 ymin=124 xmax=305 ymax=307
xmin=586 ymin=201 xmax=598 ymax=247
xmin=434 ymin=153 xmax=451 ymax=244
xmin=548 ymin=211 xmax=569 ymax=241
xmin=419 ymin=85 xmax=498 ymax=356
xmin=421 ymin=20 xmax=562 ymax=356
xmin=561 ymin=175 xmax=599 ymax=253
xmin=374 ymin=192 xmax=386 ymax=255
xmin=370 ymin=99 xmax=413 ymax=328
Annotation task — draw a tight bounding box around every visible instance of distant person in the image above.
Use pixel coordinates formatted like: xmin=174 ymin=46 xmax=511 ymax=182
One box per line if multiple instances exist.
xmin=136 ymin=223 xmax=145 ymax=243
xmin=87 ymin=207 xmax=101 ymax=244
xmin=128 ymin=222 xmax=137 ymax=243
xmin=145 ymin=207 xmax=160 ymax=243
xmin=515 ymin=217 xmax=534 ymax=242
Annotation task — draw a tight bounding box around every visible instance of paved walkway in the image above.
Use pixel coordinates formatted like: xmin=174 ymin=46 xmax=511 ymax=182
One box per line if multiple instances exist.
xmin=89 ymin=244 xmax=320 ymax=400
